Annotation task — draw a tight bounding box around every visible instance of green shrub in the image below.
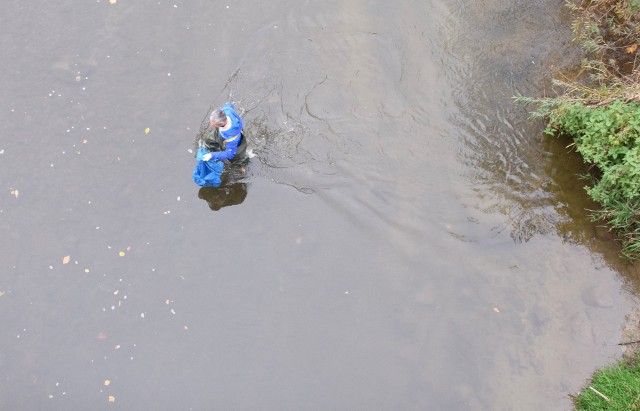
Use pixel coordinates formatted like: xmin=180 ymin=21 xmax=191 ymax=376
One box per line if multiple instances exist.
xmin=549 ymin=101 xmax=640 ymax=206
xmin=546 ymin=101 xmax=640 ymax=259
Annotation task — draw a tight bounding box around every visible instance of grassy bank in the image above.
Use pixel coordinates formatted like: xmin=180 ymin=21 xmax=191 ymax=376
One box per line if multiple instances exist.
xmin=516 ymin=0 xmax=640 ymax=260
xmin=573 ymin=352 xmax=640 ymax=410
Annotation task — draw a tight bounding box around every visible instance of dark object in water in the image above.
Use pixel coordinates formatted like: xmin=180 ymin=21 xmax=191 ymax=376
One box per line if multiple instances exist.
xmin=198 ymin=182 xmax=247 ymax=211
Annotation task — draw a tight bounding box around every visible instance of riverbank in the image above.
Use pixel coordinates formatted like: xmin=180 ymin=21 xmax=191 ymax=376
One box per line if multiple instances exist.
xmin=571 ymin=309 xmax=640 ymax=409
xmin=518 ymin=0 xmax=640 ymax=408
xmin=517 ymin=0 xmax=640 ymax=261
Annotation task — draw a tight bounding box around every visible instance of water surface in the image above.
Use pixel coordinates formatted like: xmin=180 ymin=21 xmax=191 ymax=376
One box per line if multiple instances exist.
xmin=1 ymin=0 xmax=638 ymax=410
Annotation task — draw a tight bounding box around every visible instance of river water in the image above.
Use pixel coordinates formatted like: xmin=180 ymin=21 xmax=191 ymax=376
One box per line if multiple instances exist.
xmin=1 ymin=0 xmax=639 ymax=410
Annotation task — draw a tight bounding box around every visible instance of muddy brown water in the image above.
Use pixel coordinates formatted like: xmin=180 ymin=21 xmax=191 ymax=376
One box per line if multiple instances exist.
xmin=1 ymin=0 xmax=639 ymax=410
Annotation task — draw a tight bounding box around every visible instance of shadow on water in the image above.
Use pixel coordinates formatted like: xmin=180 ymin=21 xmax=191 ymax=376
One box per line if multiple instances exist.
xmin=198 ymin=182 xmax=248 ymax=211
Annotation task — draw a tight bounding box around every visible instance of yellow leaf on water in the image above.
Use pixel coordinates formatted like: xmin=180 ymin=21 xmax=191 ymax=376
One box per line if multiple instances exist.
xmin=626 ymin=44 xmax=638 ymax=54
xmin=104 ymin=380 xmax=111 ymax=386
xmin=0 ymin=291 xmax=5 ymax=297
xmin=118 ymin=251 xmax=125 ymax=257
xmin=84 ymin=268 xmax=90 ymax=273
xmin=62 ymin=256 xmax=71 ymax=265
xmin=109 ymin=0 xmax=116 ymax=4
xmin=145 ymin=128 xmax=150 ymax=134
xmin=108 ymin=395 xmax=115 ymax=403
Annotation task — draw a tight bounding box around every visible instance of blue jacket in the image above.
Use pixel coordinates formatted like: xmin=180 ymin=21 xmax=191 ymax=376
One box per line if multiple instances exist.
xmin=209 ymin=103 xmax=243 ymax=161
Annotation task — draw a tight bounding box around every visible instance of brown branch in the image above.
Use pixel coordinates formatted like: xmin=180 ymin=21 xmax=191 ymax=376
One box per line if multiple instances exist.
xmin=618 ymin=339 xmax=640 ymax=346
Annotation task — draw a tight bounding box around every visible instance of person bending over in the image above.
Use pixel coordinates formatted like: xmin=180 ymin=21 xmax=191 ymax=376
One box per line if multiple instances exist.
xmin=202 ymin=103 xmax=244 ymax=162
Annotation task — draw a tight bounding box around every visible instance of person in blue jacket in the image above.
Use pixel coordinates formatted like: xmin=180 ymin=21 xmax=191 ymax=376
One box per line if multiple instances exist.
xmin=202 ymin=103 xmax=245 ymax=162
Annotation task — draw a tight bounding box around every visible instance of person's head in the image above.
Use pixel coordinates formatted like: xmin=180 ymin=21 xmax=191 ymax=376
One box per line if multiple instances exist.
xmin=209 ymin=109 xmax=227 ymax=128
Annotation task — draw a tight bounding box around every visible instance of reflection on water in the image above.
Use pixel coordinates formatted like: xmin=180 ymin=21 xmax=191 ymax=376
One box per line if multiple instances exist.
xmin=198 ymin=182 xmax=248 ymax=211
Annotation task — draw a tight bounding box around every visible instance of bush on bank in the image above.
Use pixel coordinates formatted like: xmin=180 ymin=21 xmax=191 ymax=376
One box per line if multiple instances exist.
xmin=516 ymin=0 xmax=640 ymax=260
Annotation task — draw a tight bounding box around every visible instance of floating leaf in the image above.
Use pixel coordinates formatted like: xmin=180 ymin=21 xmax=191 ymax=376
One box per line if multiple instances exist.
xmin=0 ymin=291 xmax=5 ymax=297
xmin=109 ymin=0 xmax=116 ymax=4
xmin=108 ymin=395 xmax=115 ymax=403
xmin=144 ymin=128 xmax=150 ymax=134
xmin=104 ymin=380 xmax=111 ymax=386
xmin=84 ymin=268 xmax=90 ymax=273
xmin=118 ymin=251 xmax=125 ymax=257
xmin=626 ymin=44 xmax=638 ymax=54
xmin=10 ymin=190 xmax=19 ymax=198
xmin=493 ymin=307 xmax=500 ymax=313
xmin=62 ymin=255 xmax=71 ymax=265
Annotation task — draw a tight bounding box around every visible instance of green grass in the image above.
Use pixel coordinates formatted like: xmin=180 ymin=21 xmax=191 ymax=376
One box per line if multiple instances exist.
xmin=574 ymin=354 xmax=640 ymax=410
